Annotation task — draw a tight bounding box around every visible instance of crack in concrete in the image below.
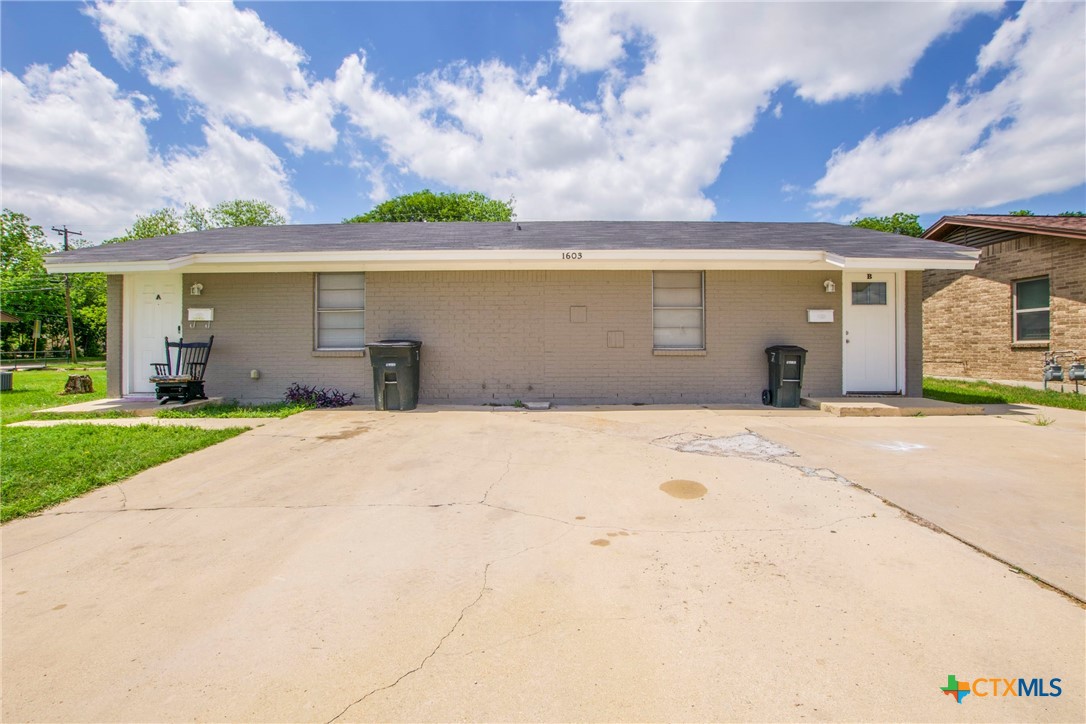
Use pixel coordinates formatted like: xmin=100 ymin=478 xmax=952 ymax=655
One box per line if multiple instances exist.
xmin=26 ymin=501 xmax=870 ymax=537
xmin=674 ymin=426 xmax=1086 ymax=605
xmin=323 ymin=526 xmax=573 ymax=722
xmin=479 ymin=453 xmax=513 ymax=505
xmin=1 ymin=511 xmax=123 ymax=560
xmin=325 ymin=562 xmax=493 ymax=723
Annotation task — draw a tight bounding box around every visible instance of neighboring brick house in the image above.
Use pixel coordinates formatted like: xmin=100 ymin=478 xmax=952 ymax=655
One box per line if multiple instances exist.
xmin=923 ymin=215 xmax=1086 ymax=383
xmin=46 ymin=221 xmax=976 ymax=404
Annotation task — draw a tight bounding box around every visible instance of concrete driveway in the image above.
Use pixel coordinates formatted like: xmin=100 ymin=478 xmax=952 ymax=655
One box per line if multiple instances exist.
xmin=3 ymin=407 xmax=1084 ymax=722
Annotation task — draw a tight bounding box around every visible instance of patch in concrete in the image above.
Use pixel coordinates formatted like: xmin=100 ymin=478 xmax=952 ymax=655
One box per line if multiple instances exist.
xmin=654 ymin=431 xmax=794 ymax=460
xmin=656 ymin=431 xmax=852 ymax=485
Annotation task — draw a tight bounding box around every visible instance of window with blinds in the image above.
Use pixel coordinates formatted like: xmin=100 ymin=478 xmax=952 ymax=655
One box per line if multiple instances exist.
xmin=315 ymin=273 xmax=365 ymax=349
xmin=1014 ymin=276 xmax=1049 ymax=341
xmin=652 ymin=271 xmax=705 ymax=349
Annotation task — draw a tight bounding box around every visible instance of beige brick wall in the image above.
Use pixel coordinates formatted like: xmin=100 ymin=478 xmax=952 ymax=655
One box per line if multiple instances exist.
xmin=370 ymin=270 xmax=843 ymax=403
xmin=923 ymin=235 xmax=1086 ymax=381
xmin=178 ymin=272 xmax=369 ymax=403
xmin=168 ymin=270 xmax=845 ymax=404
xmin=106 ymin=274 xmax=123 ymax=398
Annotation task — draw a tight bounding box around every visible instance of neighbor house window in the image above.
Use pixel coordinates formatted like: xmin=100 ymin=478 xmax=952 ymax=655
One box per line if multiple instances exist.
xmin=1014 ymin=276 xmax=1049 ymax=342
xmin=652 ymin=271 xmax=705 ymax=349
xmin=316 ymin=273 xmax=365 ymax=349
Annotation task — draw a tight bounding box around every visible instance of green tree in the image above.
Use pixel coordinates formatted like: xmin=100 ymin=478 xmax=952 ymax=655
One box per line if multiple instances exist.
xmin=0 ymin=210 xmax=66 ymax=353
xmin=849 ymin=212 xmax=923 ymax=237
xmin=103 ymin=208 xmax=184 ymax=243
xmin=345 ymin=190 xmax=514 ymax=223
xmin=1008 ymin=209 xmax=1035 ymax=216
xmin=1057 ymin=211 xmax=1084 ymax=217
xmin=184 ymin=199 xmax=286 ymax=231
xmin=109 ymin=199 xmax=286 ymax=243
xmin=69 ymin=273 xmax=107 ymax=356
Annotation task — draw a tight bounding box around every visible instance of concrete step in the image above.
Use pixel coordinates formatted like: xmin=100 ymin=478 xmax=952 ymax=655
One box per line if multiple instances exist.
xmin=801 ymin=397 xmax=985 ymax=417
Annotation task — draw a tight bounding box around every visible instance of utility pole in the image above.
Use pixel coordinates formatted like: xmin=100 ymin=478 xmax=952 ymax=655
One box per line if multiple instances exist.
xmin=52 ymin=225 xmax=82 ymax=366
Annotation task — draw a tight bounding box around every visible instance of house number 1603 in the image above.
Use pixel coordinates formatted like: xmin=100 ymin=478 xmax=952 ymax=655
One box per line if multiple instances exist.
xmin=562 ymin=252 xmax=583 ymax=260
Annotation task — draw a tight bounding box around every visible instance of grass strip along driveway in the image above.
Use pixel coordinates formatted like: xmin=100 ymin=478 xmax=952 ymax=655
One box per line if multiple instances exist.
xmin=923 ymin=376 xmax=1086 ymax=411
xmin=1 ymin=425 xmax=245 ymax=522
xmin=1 ymin=367 xmax=247 ymax=522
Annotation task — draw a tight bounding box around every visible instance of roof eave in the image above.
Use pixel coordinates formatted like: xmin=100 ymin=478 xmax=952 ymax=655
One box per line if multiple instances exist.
xmin=44 ymin=248 xmax=979 ymax=274
xmin=924 ymin=216 xmax=1086 ymax=241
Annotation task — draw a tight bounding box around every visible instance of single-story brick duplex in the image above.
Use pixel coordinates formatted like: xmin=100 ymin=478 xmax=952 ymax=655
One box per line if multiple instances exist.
xmin=46 ymin=221 xmax=978 ymax=405
xmin=923 ymin=214 xmax=1086 ymax=382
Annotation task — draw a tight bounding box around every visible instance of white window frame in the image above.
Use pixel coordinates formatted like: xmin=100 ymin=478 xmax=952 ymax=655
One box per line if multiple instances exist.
xmin=314 ymin=272 xmax=366 ymax=350
xmin=652 ymin=271 xmax=706 ymax=350
xmin=1013 ymin=275 xmax=1050 ymax=342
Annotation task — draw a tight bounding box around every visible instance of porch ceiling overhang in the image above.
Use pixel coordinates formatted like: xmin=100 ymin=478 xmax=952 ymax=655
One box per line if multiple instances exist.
xmin=45 ymin=247 xmax=979 ymax=274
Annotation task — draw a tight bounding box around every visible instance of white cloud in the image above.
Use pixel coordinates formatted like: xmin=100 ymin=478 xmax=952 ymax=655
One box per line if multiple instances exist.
xmin=1 ymin=53 xmax=300 ymax=239
xmin=163 ymin=123 xmax=302 ymax=213
xmin=812 ymin=1 xmax=1086 ymax=215
xmin=88 ymin=0 xmax=337 ymax=153
xmin=335 ymin=1 xmax=993 ymax=219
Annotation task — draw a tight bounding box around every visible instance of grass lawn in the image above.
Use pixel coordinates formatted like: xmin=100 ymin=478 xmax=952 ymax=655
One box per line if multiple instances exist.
xmin=923 ymin=377 xmax=1086 ymax=411
xmin=157 ymin=401 xmax=311 ymax=418
xmin=1 ymin=365 xmax=250 ymax=522
xmin=1 ymin=424 xmax=247 ymax=521
xmin=0 ymin=367 xmax=108 ymax=424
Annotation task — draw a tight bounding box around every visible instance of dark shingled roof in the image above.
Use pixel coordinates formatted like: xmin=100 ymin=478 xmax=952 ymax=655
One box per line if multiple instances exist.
xmin=48 ymin=221 xmax=973 ymax=263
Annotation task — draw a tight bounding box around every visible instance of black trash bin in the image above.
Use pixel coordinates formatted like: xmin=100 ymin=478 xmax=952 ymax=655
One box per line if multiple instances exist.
xmin=762 ymin=345 xmax=807 ymax=408
xmin=367 ymin=340 xmax=422 ymax=411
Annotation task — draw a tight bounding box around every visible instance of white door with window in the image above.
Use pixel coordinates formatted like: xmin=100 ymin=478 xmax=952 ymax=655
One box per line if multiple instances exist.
xmin=126 ymin=273 xmax=182 ymax=394
xmin=843 ymin=272 xmax=900 ymax=394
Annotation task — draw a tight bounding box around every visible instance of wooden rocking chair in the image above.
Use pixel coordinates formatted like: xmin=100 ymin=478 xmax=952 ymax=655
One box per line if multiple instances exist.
xmin=149 ymin=336 xmax=214 ymax=404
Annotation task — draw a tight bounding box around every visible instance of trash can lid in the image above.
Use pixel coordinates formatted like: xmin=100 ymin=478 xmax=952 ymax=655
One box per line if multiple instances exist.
xmin=368 ymin=339 xmax=422 ymax=348
xmin=765 ymin=344 xmax=807 ymax=354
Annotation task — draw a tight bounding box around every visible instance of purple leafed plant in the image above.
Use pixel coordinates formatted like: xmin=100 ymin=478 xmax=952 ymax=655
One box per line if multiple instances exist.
xmin=284 ymin=382 xmax=358 ymax=408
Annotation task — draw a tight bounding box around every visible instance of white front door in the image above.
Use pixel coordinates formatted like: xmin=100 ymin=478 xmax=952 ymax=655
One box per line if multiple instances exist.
xmin=843 ymin=272 xmax=900 ymax=394
xmin=126 ymin=273 xmax=183 ymax=394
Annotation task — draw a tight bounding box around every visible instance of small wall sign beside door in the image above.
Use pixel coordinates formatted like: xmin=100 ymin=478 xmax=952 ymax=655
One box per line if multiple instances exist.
xmin=807 ymin=309 xmax=834 ymax=323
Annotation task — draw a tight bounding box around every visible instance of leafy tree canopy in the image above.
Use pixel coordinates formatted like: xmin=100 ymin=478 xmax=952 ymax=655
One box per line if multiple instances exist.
xmin=1 ymin=210 xmax=52 ymax=279
xmin=1007 ymin=209 xmax=1084 ymax=217
xmin=185 ymin=199 xmax=286 ymax=231
xmin=849 ymin=212 xmax=923 ymax=237
xmin=109 ymin=199 xmax=286 ymax=243
xmin=1 ymin=210 xmax=70 ymax=352
xmin=344 ymin=190 xmax=514 ymax=223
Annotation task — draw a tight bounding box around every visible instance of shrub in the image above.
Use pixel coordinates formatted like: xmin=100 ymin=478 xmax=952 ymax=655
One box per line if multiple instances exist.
xmin=284 ymin=382 xmax=358 ymax=408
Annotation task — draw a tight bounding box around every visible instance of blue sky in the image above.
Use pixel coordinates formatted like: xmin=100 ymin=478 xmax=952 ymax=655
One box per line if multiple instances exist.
xmin=2 ymin=1 xmax=1083 ymax=242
